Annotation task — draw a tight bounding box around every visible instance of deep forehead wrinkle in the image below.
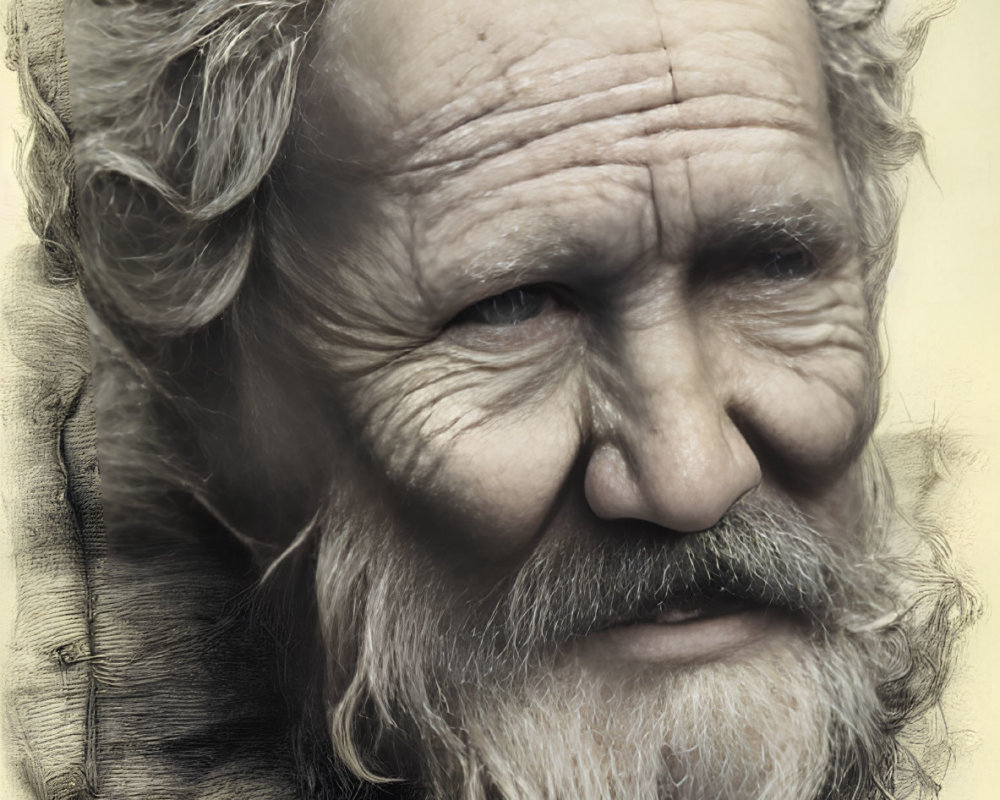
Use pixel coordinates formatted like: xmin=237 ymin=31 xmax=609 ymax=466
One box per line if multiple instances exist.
xmin=309 ymin=0 xmax=830 ymax=198
xmin=392 ymin=48 xmax=676 ymax=164
xmin=387 ymin=95 xmax=819 ymax=218
xmin=385 ymin=62 xmax=809 ymax=193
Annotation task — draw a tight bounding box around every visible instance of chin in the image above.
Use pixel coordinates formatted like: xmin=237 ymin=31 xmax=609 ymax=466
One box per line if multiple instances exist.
xmin=438 ymin=634 xmax=836 ymax=800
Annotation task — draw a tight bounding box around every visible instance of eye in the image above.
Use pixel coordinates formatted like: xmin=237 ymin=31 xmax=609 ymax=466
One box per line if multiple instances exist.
xmin=693 ymin=237 xmax=826 ymax=291
xmin=750 ymin=247 xmax=817 ymax=280
xmin=451 ymin=285 xmax=553 ymax=326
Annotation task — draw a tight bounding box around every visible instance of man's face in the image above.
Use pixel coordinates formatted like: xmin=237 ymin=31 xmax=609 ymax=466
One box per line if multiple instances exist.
xmin=268 ymin=0 xmax=891 ymax=796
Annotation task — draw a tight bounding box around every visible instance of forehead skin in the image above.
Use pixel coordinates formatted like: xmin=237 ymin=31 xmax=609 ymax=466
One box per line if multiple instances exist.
xmin=306 ymin=0 xmax=845 ymax=277
xmin=286 ymin=0 xmax=872 ymax=559
xmin=294 ymin=0 xmax=856 ymax=338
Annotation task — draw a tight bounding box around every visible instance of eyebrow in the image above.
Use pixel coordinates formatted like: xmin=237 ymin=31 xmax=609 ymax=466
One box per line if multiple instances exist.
xmin=688 ymin=198 xmax=857 ymax=268
xmin=420 ymin=196 xmax=856 ymax=311
xmin=420 ymin=221 xmax=605 ymax=306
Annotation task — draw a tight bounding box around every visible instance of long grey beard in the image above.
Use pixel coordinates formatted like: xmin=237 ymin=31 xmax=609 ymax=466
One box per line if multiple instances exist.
xmin=312 ymin=449 xmax=971 ymax=799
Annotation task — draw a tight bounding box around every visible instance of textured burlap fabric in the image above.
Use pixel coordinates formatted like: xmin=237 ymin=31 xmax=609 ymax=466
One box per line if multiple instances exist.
xmin=2 ymin=3 xmax=299 ymax=797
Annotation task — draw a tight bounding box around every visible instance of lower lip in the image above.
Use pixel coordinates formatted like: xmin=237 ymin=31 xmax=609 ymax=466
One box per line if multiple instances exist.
xmin=570 ymin=608 xmax=785 ymax=667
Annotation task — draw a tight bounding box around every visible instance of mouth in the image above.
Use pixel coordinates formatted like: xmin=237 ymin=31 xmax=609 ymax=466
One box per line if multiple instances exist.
xmin=646 ymin=594 xmax=758 ymax=625
xmin=570 ymin=594 xmax=797 ymax=668
xmin=590 ymin=590 xmax=764 ymax=632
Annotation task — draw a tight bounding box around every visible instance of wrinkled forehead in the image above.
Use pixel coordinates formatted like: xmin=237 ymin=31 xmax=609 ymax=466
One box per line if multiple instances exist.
xmin=299 ymin=0 xmax=832 ymax=167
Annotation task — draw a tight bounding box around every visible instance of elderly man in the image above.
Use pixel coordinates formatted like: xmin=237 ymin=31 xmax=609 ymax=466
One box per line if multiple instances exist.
xmin=55 ymin=0 xmax=970 ymax=797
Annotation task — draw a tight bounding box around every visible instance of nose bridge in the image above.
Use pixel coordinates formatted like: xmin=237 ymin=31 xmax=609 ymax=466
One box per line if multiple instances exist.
xmin=584 ymin=315 xmax=761 ymax=532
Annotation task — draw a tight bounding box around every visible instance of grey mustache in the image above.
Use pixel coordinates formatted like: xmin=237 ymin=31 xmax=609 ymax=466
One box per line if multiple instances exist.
xmin=454 ymin=501 xmax=855 ymax=674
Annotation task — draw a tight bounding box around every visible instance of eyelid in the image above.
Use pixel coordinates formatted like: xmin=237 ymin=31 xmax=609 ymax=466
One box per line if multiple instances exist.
xmin=449 ymin=283 xmax=562 ymax=327
xmin=692 ymin=231 xmax=830 ymax=286
xmin=750 ymin=242 xmax=819 ymax=279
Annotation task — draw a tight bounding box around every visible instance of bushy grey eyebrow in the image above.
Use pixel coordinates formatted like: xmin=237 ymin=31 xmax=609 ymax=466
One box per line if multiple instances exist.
xmin=419 ymin=229 xmax=605 ymax=316
xmin=689 ymin=199 xmax=856 ymax=269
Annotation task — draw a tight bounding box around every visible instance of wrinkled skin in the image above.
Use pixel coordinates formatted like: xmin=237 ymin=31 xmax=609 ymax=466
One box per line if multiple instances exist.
xmin=264 ymin=0 xmax=882 ymax=789
xmin=280 ymin=0 xmax=876 ymax=566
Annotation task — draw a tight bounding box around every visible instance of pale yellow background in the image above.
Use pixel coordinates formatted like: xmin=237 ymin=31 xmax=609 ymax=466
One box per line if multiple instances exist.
xmin=881 ymin=1 xmax=1000 ymax=796
xmin=1 ymin=1 xmax=38 ymax=795
xmin=1 ymin=0 xmax=997 ymax=797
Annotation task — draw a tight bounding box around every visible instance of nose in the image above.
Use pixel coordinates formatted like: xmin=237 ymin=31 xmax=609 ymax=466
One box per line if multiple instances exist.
xmin=583 ymin=324 xmax=761 ymax=533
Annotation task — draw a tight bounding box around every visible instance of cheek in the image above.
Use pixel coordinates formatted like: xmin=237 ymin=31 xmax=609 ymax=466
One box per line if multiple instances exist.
xmin=417 ymin=383 xmax=584 ymax=558
xmin=742 ymin=353 xmax=874 ymax=468
xmin=723 ymin=277 xmax=877 ymax=475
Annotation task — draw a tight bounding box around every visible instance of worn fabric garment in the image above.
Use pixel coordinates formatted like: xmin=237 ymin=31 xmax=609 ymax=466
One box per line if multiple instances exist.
xmin=2 ymin=3 xmax=304 ymax=797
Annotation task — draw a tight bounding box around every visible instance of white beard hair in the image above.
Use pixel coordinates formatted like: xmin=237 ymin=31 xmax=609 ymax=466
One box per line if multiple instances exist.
xmin=310 ymin=443 xmax=972 ymax=800
xmin=444 ymin=647 xmax=833 ymax=800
